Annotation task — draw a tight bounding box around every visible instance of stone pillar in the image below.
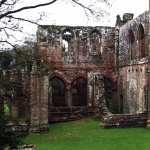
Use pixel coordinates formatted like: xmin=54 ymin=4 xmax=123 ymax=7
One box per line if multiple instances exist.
xmin=11 ymin=71 xmax=18 ymax=119
xmin=0 ymin=94 xmax=3 ymax=115
xmin=39 ymin=76 xmax=49 ymax=131
xmin=29 ymin=73 xmax=40 ymax=132
xmin=87 ymin=72 xmax=97 ymax=108
xmin=146 ymin=15 xmax=150 ymax=127
xmin=23 ymin=73 xmax=31 ymax=122
xmin=66 ymin=84 xmax=72 ymax=107
xmin=94 ymin=75 xmax=104 ymax=114
xmin=11 ymin=102 xmax=18 ymax=119
xmin=29 ymin=73 xmax=49 ymax=132
xmin=93 ymin=74 xmax=111 ymax=117
xmin=146 ymin=70 xmax=150 ymax=127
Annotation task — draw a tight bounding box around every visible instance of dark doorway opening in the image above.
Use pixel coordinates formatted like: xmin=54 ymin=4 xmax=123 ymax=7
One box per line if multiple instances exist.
xmin=71 ymin=78 xmax=87 ymax=106
xmin=50 ymin=77 xmax=66 ymax=106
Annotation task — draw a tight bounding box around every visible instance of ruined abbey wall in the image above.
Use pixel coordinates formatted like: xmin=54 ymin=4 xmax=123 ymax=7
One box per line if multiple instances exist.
xmin=117 ymin=11 xmax=150 ymax=114
xmin=2 ymin=10 xmax=150 ymax=131
xmin=35 ymin=25 xmax=117 ymax=123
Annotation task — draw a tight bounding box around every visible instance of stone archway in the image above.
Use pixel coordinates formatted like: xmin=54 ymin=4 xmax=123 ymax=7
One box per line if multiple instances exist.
xmin=49 ymin=77 xmax=66 ymax=107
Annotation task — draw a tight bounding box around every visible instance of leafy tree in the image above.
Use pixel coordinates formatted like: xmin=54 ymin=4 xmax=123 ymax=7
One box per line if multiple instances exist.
xmin=0 ymin=43 xmax=37 ymax=148
xmin=0 ymin=113 xmax=21 ymax=149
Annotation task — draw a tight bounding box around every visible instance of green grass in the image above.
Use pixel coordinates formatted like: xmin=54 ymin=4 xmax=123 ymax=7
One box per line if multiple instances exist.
xmin=22 ymin=118 xmax=150 ymax=150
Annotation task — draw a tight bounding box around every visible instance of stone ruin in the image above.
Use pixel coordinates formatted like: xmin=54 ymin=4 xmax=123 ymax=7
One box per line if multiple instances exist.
xmin=1 ymin=10 xmax=150 ymax=131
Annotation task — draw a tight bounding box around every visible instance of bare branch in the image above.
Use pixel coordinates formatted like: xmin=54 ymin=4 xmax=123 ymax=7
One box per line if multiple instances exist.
xmin=7 ymin=15 xmax=39 ymax=25
xmin=0 ymin=0 xmax=8 ymax=7
xmin=3 ymin=28 xmax=9 ymax=38
xmin=0 ymin=40 xmax=16 ymax=48
xmin=0 ymin=0 xmax=58 ymax=19
xmin=71 ymin=0 xmax=110 ymax=19
xmin=71 ymin=0 xmax=94 ymax=14
xmin=0 ymin=26 xmax=22 ymax=32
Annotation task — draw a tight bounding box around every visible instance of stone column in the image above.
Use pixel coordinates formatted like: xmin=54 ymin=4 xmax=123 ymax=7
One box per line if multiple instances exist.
xmin=146 ymin=70 xmax=150 ymax=127
xmin=48 ymin=82 xmax=53 ymax=106
xmin=146 ymin=56 xmax=150 ymax=127
xmin=94 ymin=75 xmax=104 ymax=114
xmin=11 ymin=71 xmax=18 ymax=119
xmin=29 ymin=73 xmax=40 ymax=132
xmin=94 ymin=74 xmax=111 ymax=117
xmin=66 ymin=84 xmax=72 ymax=107
xmin=87 ymin=72 xmax=94 ymax=107
xmin=23 ymin=73 xmax=31 ymax=122
xmin=146 ymin=14 xmax=150 ymax=127
xmin=11 ymin=102 xmax=18 ymax=119
xmin=39 ymin=76 xmax=49 ymax=131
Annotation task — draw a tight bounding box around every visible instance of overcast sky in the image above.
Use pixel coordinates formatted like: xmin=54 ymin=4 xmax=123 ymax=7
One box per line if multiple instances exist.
xmin=5 ymin=0 xmax=149 ymax=46
xmin=35 ymin=0 xmax=148 ymax=25
xmin=21 ymin=0 xmax=148 ymax=34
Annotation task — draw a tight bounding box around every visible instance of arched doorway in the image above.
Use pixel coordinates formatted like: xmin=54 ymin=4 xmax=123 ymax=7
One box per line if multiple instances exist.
xmin=71 ymin=78 xmax=87 ymax=106
xmin=50 ymin=77 xmax=66 ymax=106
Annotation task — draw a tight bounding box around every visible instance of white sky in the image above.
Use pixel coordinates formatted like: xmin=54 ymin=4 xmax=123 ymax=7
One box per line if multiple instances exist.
xmin=4 ymin=0 xmax=149 ymax=46
xmin=21 ymin=0 xmax=149 ymax=33
xmin=33 ymin=0 xmax=148 ymax=25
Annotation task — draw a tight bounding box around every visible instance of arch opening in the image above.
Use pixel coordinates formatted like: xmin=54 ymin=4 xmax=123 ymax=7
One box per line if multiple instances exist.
xmin=71 ymin=78 xmax=87 ymax=106
xmin=138 ymin=24 xmax=145 ymax=58
xmin=128 ymin=29 xmax=135 ymax=60
xmin=50 ymin=77 xmax=66 ymax=107
xmin=90 ymin=29 xmax=101 ymax=55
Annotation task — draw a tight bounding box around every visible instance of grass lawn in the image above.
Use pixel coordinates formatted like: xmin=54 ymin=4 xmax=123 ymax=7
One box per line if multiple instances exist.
xmin=22 ymin=118 xmax=150 ymax=150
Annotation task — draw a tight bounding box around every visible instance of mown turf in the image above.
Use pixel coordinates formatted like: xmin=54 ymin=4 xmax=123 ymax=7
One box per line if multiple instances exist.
xmin=22 ymin=118 xmax=150 ymax=150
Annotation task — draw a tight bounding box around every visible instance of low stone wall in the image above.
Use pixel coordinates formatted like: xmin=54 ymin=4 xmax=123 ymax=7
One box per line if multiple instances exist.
xmin=29 ymin=124 xmax=49 ymax=133
xmin=6 ymin=122 xmax=29 ymax=132
xmin=6 ymin=122 xmax=49 ymax=133
xmin=49 ymin=106 xmax=91 ymax=122
xmin=101 ymin=113 xmax=147 ymax=128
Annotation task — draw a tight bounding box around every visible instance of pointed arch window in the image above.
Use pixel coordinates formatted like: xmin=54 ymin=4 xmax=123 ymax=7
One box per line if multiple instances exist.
xmin=90 ymin=29 xmax=101 ymax=55
xmin=128 ymin=29 xmax=135 ymax=60
xmin=138 ymin=24 xmax=145 ymax=58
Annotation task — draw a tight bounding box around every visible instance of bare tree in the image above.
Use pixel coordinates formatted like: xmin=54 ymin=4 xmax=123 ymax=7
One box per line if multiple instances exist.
xmin=0 ymin=0 xmax=112 ymax=48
